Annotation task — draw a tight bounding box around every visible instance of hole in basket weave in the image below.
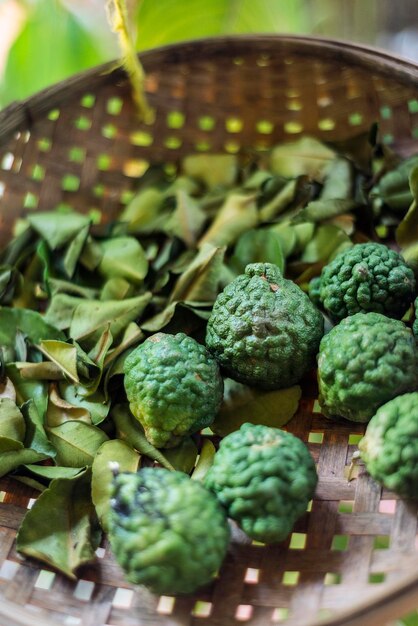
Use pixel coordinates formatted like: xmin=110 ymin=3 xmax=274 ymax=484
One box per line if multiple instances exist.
xmin=131 ymin=130 xmax=153 ymax=147
xmin=112 ymin=587 xmax=134 ymax=608
xmin=235 ymin=605 xmax=253 ymax=621
xmin=157 ymin=596 xmax=175 ymax=614
xmin=369 ymin=573 xmax=386 ymax=584
xmin=198 ymin=116 xmax=216 ymax=132
xmin=318 ymin=118 xmax=335 ymax=131
xmin=331 ymin=535 xmax=349 ymax=551
xmin=48 ymin=109 xmax=60 ymax=121
xmin=38 ymin=137 xmax=51 ymax=152
xmin=192 ymin=601 xmax=212 ymax=617
xmin=272 ymin=608 xmax=289 ymax=622
xmin=289 ymin=533 xmax=306 ymax=549
xmin=35 ymin=569 xmax=55 ymax=590
xmin=245 ymin=568 xmax=259 ymax=584
xmin=62 ymin=174 xmax=80 ymax=192
xmin=324 ymin=572 xmax=342 ymax=585
xmin=374 ymin=535 xmax=390 ymax=550
xmin=282 ymin=571 xmax=299 ymax=586
xmin=338 ymin=500 xmax=354 ymax=514
xmin=408 ymin=99 xmax=418 ymax=114
xmin=1 ymin=152 xmax=14 ymax=171
xmin=102 ymin=123 xmax=117 ymax=139
xmin=74 ymin=116 xmax=91 ymax=131
xmin=379 ymin=500 xmax=396 ymax=514
xmin=0 ymin=560 xmax=19 ymax=580
xmin=226 ymin=117 xmax=243 ymax=133
xmin=0 ymin=182 xmax=4 ymax=199
xmin=81 ymin=93 xmax=95 ymax=108
xmin=107 ymin=97 xmax=123 ymax=116
xmin=167 ymin=111 xmax=185 ymax=129
xmin=308 ymin=432 xmax=324 ymax=444
xmin=69 ymin=147 xmax=86 ymax=163
xmin=74 ymin=580 xmax=94 ymax=601
xmin=23 ymin=192 xmax=38 ymax=209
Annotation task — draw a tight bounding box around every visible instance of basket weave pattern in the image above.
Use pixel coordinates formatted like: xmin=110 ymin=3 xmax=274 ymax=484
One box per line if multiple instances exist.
xmin=0 ymin=37 xmax=417 ymax=626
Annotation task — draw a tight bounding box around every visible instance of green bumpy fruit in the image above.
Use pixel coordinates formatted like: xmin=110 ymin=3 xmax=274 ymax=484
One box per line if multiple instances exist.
xmin=318 ymin=312 xmax=418 ymax=423
xmin=204 ymin=423 xmax=318 ymax=543
xmin=319 ymin=242 xmax=415 ymax=321
xmin=124 ymin=332 xmax=223 ymax=448
xmin=414 ymin=298 xmax=418 ymax=340
xmin=359 ymin=393 xmax=418 ymax=499
xmin=205 ymin=263 xmax=324 ymax=390
xmin=108 ymin=468 xmax=230 ymax=594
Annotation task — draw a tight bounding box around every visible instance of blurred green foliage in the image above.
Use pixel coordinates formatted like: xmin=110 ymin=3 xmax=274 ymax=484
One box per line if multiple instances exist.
xmin=1 ymin=0 xmax=310 ymax=107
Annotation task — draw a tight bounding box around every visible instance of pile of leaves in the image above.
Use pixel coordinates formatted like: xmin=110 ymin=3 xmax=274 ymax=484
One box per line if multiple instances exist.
xmin=0 ymin=130 xmax=417 ymax=578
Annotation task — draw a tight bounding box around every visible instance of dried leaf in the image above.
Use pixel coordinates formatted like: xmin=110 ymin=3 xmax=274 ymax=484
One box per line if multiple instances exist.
xmin=182 ymin=154 xmax=238 ymax=188
xmin=98 ymin=237 xmax=148 ymax=284
xmin=191 ymin=439 xmax=216 ymax=482
xmin=92 ymin=439 xmax=140 ymax=531
xmin=0 ymin=397 xmax=25 ymax=442
xmin=27 ymin=212 xmax=91 ymax=250
xmin=198 ymin=194 xmax=258 ymax=248
xmin=169 ymin=243 xmax=225 ymax=304
xmin=47 ymin=421 xmax=108 ymax=467
xmin=38 ymin=340 xmax=79 ymax=384
xmin=212 ymin=379 xmax=301 ymax=437
xmin=46 ymin=384 xmax=91 ymax=428
xmin=16 ymin=469 xmax=101 ymax=579
xmin=231 ymin=228 xmax=284 ymax=274
xmin=270 ymin=137 xmax=335 ymax=180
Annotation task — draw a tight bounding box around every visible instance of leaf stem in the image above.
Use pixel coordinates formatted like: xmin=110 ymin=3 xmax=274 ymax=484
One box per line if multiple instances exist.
xmin=105 ymin=0 xmax=152 ymax=122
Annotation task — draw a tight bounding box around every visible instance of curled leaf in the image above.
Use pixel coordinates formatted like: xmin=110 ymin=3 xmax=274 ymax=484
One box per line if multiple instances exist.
xmin=92 ymin=439 xmax=140 ymax=531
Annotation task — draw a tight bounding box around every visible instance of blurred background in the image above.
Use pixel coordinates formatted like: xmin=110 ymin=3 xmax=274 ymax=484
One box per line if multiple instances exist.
xmin=0 ymin=0 xmax=418 ymax=108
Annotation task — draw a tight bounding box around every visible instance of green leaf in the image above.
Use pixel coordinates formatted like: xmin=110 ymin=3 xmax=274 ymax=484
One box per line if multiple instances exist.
xmin=0 ymin=397 xmax=25 ymax=443
xmin=294 ymin=199 xmax=356 ymax=224
xmin=48 ymin=278 xmax=98 ymax=300
xmin=60 ymin=384 xmax=110 ymax=426
xmin=38 ymin=341 xmax=79 ymax=384
xmin=300 ymin=225 xmax=352 ymax=263
xmin=15 ymin=361 xmax=64 ymax=381
xmin=169 ymin=243 xmax=225 ymax=304
xmin=259 ymin=178 xmax=299 ymax=222
xmin=162 ymin=437 xmax=198 ymax=473
xmin=63 ymin=224 xmax=90 ymax=279
xmin=396 ymin=168 xmax=418 ymax=276
xmin=270 ymin=137 xmax=335 ymax=180
xmin=103 ymin=322 xmax=144 ymax=369
xmin=69 ymin=293 xmax=152 ymax=347
xmin=0 ymin=447 xmax=47 ymax=479
xmin=44 ymin=294 xmax=82 ymax=330
xmin=91 ymin=439 xmax=140 ymax=531
xmin=7 ymin=364 xmax=48 ymax=422
xmin=191 ymin=439 xmax=216 ymax=482
xmin=16 ymin=469 xmax=101 ymax=579
xmin=182 ymin=154 xmax=238 ymax=188
xmin=47 ymin=421 xmax=108 ymax=467
xmin=111 ymin=404 xmax=175 ymax=470
xmin=321 ymin=158 xmax=353 ymax=200
xmin=46 ymin=385 xmax=91 ymax=428
xmin=231 ymin=229 xmax=284 ymax=274
xmin=212 ymin=379 xmax=301 ymax=436
xmin=198 ymin=194 xmax=258 ymax=248
xmin=100 ymin=277 xmax=133 ymax=301
xmin=121 ymin=188 xmax=167 ymax=234
xmin=164 ymin=190 xmax=207 ymax=247
xmin=21 ymin=400 xmax=56 ymax=457
xmin=98 ymin=237 xmax=148 ymax=284
xmin=2 ymin=0 xmax=103 ymax=105
xmin=26 ymin=212 xmax=91 ymax=251
xmin=24 ymin=465 xmax=85 ymax=481
xmin=0 ymin=307 xmax=65 ymax=350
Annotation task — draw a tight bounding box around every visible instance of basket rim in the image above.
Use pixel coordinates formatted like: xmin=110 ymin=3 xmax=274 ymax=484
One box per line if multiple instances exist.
xmin=0 ymin=33 xmax=418 ymax=147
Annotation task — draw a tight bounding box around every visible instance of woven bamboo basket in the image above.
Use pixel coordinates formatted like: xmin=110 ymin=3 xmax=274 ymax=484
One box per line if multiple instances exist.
xmin=0 ymin=35 xmax=418 ymax=626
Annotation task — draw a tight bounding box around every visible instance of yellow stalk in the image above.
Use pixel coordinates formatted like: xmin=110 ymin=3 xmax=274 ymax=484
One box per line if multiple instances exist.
xmin=105 ymin=0 xmax=152 ymax=122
